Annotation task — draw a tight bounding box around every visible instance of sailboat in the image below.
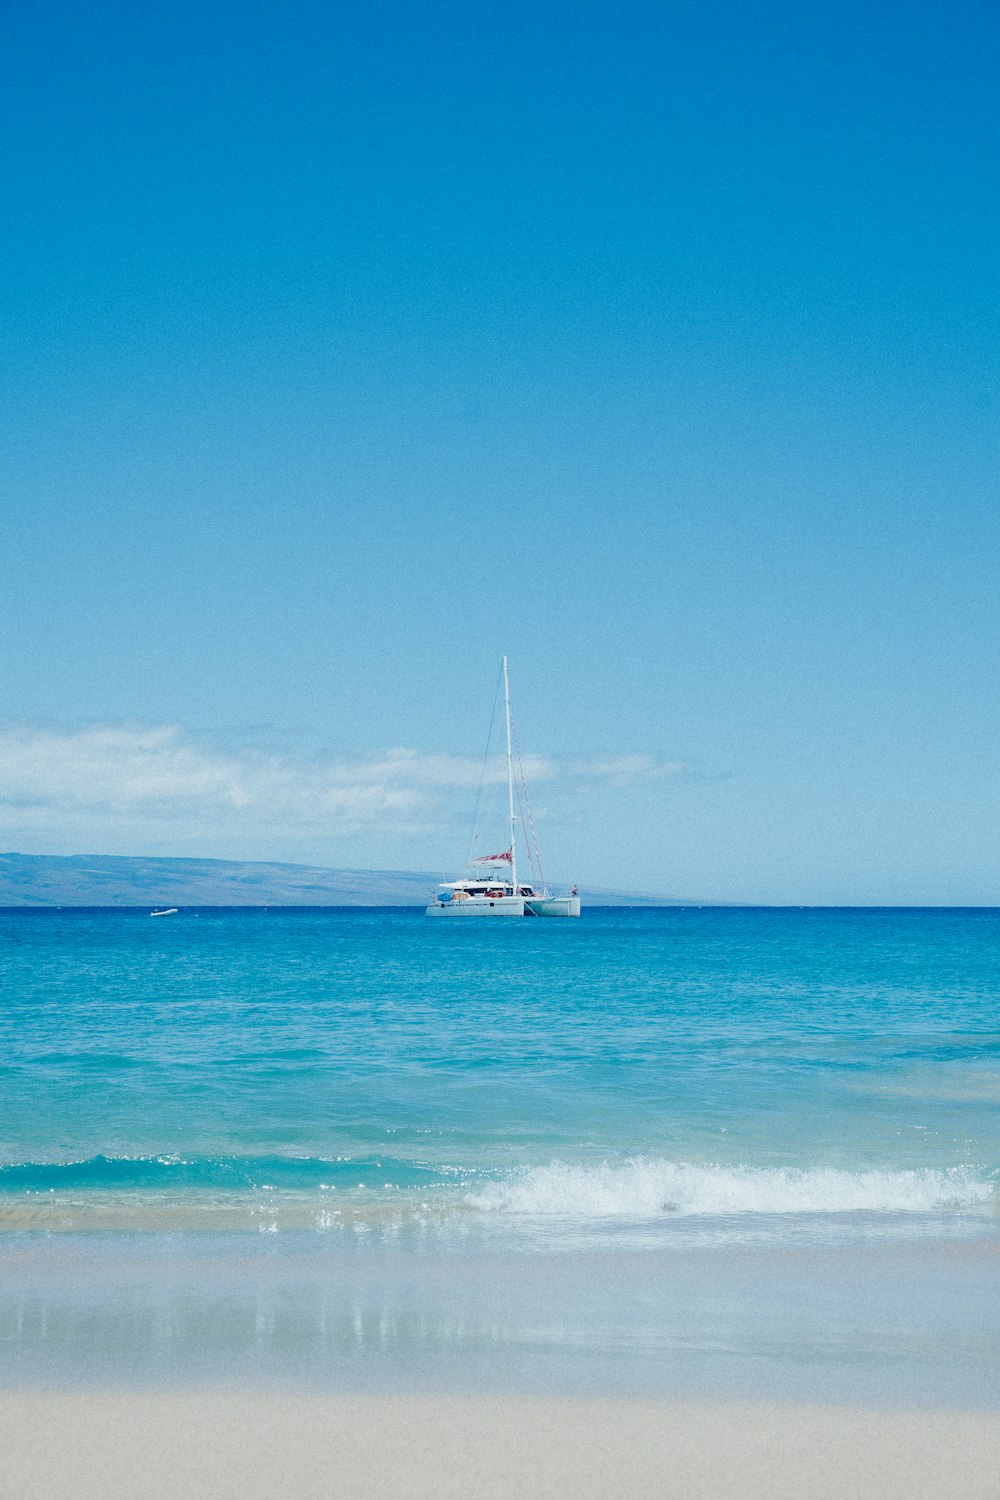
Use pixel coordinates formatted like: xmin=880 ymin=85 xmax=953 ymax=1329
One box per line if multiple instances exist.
xmin=426 ymin=658 xmax=581 ymax=918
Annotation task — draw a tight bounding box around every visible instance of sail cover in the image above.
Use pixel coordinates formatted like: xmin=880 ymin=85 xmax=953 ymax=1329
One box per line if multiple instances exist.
xmin=473 ymin=848 xmax=513 ymax=864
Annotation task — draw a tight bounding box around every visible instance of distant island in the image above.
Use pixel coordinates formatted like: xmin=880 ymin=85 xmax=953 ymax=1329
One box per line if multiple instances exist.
xmin=0 ymin=853 xmax=685 ymax=908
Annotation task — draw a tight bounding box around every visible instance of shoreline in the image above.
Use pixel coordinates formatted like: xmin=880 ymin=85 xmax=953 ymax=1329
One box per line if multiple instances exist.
xmin=3 ymin=1229 xmax=998 ymax=1409
xmin=0 ymin=1390 xmax=997 ymax=1499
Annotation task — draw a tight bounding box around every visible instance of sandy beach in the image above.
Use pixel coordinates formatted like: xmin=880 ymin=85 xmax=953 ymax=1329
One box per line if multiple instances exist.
xmin=0 ymin=1391 xmax=996 ymax=1500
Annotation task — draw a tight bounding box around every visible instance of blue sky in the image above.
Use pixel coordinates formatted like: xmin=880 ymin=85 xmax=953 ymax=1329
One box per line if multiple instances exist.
xmin=2 ymin=0 xmax=999 ymax=902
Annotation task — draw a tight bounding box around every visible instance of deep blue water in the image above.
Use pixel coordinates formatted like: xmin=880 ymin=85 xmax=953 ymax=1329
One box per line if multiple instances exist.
xmin=1 ymin=906 xmax=998 ymax=1398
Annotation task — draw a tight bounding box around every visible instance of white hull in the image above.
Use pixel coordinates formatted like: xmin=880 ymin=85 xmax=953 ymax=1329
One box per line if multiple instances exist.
xmin=524 ymin=895 xmax=581 ymax=918
xmin=426 ymin=897 xmax=525 ymax=917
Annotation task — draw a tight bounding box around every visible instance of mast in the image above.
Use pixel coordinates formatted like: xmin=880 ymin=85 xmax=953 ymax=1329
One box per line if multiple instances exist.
xmin=503 ymin=655 xmax=518 ymax=891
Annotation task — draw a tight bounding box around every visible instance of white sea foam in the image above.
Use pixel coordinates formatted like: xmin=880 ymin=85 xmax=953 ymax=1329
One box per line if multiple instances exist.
xmin=465 ymin=1160 xmax=996 ymax=1218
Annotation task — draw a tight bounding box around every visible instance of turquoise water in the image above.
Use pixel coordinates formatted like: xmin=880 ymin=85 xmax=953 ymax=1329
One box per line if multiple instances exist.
xmin=1 ymin=907 xmax=998 ymax=1400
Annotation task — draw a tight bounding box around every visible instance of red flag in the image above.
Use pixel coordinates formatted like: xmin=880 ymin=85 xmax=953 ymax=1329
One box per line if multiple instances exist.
xmin=473 ymin=848 xmax=512 ymax=863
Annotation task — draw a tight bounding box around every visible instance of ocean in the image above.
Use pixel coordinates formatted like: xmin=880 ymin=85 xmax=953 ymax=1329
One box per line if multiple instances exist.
xmin=1 ymin=906 xmax=998 ymax=1403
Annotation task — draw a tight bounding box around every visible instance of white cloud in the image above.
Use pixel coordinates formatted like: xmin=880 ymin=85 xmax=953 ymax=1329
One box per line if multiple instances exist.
xmin=572 ymin=753 xmax=684 ymax=785
xmin=0 ymin=722 xmax=681 ymax=855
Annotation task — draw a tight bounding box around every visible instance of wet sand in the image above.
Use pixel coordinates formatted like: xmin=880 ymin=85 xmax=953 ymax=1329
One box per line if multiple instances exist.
xmin=0 ymin=1391 xmax=996 ymax=1499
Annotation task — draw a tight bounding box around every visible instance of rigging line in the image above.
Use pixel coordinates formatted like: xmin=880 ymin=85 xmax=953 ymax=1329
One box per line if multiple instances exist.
xmin=513 ymin=734 xmax=542 ymax=892
xmin=511 ymin=758 xmax=537 ymax=890
xmin=511 ymin=711 xmax=546 ymax=892
xmin=465 ymin=661 xmax=504 ymax=872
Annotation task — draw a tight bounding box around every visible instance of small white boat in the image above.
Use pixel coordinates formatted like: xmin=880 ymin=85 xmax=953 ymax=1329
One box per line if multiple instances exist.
xmin=427 ymin=658 xmax=580 ymax=919
xmin=149 ymin=908 xmax=178 ymax=917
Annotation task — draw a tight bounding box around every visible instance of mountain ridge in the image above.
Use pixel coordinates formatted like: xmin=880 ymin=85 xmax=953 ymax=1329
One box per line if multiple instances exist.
xmin=0 ymin=852 xmax=687 ymax=907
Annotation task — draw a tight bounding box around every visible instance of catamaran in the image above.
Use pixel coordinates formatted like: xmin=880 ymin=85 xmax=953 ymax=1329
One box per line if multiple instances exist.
xmin=426 ymin=658 xmax=580 ymax=918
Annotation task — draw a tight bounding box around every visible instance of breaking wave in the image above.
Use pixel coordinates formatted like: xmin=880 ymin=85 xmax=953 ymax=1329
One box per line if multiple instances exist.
xmin=1 ymin=1155 xmax=995 ymax=1236
xmin=0 ymin=1153 xmax=456 ymax=1193
xmin=465 ymin=1159 xmax=997 ymax=1218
